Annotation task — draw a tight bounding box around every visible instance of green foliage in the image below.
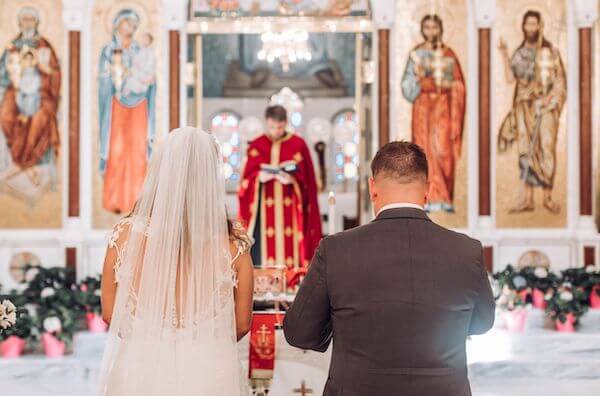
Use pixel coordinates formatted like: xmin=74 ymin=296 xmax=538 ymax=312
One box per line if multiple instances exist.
xmin=545 ymin=284 xmax=588 ymax=325
xmin=1 ymin=265 xmax=104 ymax=350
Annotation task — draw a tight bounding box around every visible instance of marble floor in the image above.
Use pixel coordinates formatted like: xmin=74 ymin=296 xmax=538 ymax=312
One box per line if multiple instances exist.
xmin=1 ymin=309 xmax=599 ymax=395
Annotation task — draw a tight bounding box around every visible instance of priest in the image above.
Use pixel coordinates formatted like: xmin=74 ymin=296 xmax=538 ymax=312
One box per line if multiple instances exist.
xmin=238 ymin=105 xmax=322 ymax=289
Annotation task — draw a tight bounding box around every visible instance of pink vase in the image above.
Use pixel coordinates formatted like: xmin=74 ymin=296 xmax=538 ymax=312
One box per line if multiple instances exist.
xmin=0 ymin=336 xmax=26 ymax=358
xmin=41 ymin=333 xmax=65 ymax=357
xmin=518 ymin=289 xmax=530 ymax=303
xmin=505 ymin=309 xmax=528 ymax=333
xmin=590 ymin=287 xmax=600 ymax=309
xmin=532 ymin=288 xmax=547 ymax=309
xmin=555 ymin=313 xmax=576 ymax=333
xmin=86 ymin=312 xmax=108 ymax=333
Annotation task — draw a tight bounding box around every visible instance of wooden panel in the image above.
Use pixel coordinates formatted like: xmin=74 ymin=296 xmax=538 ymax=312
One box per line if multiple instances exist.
xmin=579 ymin=28 xmax=592 ymax=216
xmin=169 ymin=30 xmax=181 ymax=131
xmin=66 ymin=247 xmax=77 ymax=275
xmin=378 ymin=29 xmax=390 ymax=147
xmin=584 ymin=246 xmax=595 ymax=267
xmin=483 ymin=246 xmax=493 ymax=273
xmin=68 ymin=31 xmax=80 ymax=217
xmin=478 ymin=28 xmax=491 ymax=216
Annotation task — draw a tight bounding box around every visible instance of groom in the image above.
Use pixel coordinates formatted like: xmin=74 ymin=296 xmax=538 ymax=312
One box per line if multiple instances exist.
xmin=284 ymin=141 xmax=495 ymax=396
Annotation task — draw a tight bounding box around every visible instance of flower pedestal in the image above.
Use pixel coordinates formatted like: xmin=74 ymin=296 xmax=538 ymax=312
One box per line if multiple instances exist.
xmin=86 ymin=312 xmax=108 ymax=333
xmin=0 ymin=336 xmax=26 ymax=358
xmin=532 ymin=288 xmax=547 ymax=310
xmin=41 ymin=333 xmax=65 ymax=357
xmin=590 ymin=287 xmax=600 ymax=309
xmin=505 ymin=309 xmax=528 ymax=333
xmin=555 ymin=313 xmax=576 ymax=333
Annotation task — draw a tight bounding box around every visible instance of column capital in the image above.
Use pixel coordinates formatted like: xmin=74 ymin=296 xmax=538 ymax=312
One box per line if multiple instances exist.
xmin=574 ymin=0 xmax=598 ymax=28
xmin=163 ymin=0 xmax=188 ymax=30
xmin=475 ymin=0 xmax=495 ymax=28
xmin=371 ymin=0 xmax=395 ymax=29
xmin=62 ymin=0 xmax=87 ymax=30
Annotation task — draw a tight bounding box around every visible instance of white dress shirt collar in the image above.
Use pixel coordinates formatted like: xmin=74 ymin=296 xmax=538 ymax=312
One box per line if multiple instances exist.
xmin=377 ymin=202 xmax=424 ymax=217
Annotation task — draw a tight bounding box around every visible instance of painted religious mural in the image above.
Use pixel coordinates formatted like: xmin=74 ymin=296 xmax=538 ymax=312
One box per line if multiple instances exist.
xmin=395 ymin=0 xmax=468 ymax=229
xmin=92 ymin=0 xmax=163 ymax=229
xmin=494 ymin=0 xmax=567 ymax=228
xmin=0 ymin=1 xmax=64 ymax=228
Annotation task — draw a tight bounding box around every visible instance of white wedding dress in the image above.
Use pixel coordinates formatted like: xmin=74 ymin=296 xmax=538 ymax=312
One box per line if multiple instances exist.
xmin=98 ymin=128 xmax=249 ymax=396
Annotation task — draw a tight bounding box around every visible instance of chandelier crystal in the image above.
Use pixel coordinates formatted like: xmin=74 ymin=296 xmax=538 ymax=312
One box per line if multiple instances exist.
xmin=257 ymin=30 xmax=312 ymax=72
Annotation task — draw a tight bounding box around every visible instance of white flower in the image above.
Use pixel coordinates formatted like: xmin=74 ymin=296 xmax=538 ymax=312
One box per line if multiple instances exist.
xmin=559 ymin=291 xmax=574 ymax=302
xmin=513 ymin=275 xmax=527 ymax=289
xmin=534 ymin=267 xmax=548 ymax=278
xmin=585 ymin=266 xmax=597 ymax=274
xmin=43 ymin=316 xmax=62 ymax=333
xmin=40 ymin=287 xmax=55 ymax=298
xmin=94 ymin=289 xmax=102 ymax=297
xmin=24 ymin=303 xmax=37 ymax=316
xmin=563 ymin=281 xmax=572 ymax=288
xmin=25 ymin=267 xmax=40 ymax=282
xmin=0 ymin=300 xmax=17 ymax=330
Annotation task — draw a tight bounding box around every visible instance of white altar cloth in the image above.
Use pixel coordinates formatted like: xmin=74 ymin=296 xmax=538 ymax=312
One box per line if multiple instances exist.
xmin=1 ymin=310 xmax=600 ymax=396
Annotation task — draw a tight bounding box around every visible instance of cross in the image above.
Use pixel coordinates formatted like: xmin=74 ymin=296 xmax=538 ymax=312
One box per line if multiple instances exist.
xmin=431 ymin=47 xmax=447 ymax=87
xmin=293 ymin=381 xmax=313 ymax=396
xmin=257 ymin=324 xmax=270 ymax=344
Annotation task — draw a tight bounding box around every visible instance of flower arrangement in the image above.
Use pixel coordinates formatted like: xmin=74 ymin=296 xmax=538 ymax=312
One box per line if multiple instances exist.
xmin=545 ymin=282 xmax=588 ymax=332
xmin=73 ymin=275 xmax=107 ymax=332
xmin=493 ymin=265 xmax=529 ymax=293
xmin=21 ymin=265 xmax=81 ymax=355
xmin=583 ymin=266 xmax=600 ymax=308
xmin=520 ymin=266 xmax=560 ymax=309
xmin=73 ymin=276 xmax=102 ymax=315
xmin=496 ymin=286 xmax=528 ymax=312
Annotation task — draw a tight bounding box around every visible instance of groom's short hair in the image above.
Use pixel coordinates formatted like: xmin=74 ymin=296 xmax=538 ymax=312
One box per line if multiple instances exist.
xmin=371 ymin=141 xmax=428 ymax=183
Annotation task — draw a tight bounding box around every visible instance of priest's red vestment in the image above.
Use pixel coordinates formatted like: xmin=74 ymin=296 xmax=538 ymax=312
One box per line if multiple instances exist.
xmin=238 ymin=133 xmax=322 ymax=288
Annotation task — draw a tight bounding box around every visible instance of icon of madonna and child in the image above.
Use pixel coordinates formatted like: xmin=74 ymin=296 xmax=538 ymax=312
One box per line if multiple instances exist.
xmin=98 ymin=8 xmax=156 ymax=214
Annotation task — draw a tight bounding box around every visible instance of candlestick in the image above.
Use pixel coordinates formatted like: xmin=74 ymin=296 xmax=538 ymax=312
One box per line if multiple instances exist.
xmin=328 ymin=191 xmax=336 ymax=235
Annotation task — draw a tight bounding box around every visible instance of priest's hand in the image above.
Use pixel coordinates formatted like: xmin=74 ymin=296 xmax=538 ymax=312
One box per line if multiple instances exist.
xmin=276 ymin=171 xmax=294 ymax=185
xmin=259 ymin=170 xmax=276 ymax=183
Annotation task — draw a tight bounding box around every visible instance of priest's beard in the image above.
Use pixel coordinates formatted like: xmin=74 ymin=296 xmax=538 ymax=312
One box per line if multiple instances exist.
xmin=426 ymin=36 xmax=442 ymax=48
xmin=525 ymin=31 xmax=540 ymax=45
xmin=21 ymin=28 xmax=37 ymax=40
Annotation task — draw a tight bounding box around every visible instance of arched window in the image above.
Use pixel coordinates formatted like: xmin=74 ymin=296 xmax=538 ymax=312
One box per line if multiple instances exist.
xmin=210 ymin=110 xmax=242 ymax=183
xmin=332 ymin=109 xmax=359 ymax=183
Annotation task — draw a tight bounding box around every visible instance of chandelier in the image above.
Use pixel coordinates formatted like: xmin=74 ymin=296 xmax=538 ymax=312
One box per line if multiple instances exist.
xmin=257 ymin=30 xmax=312 ymax=72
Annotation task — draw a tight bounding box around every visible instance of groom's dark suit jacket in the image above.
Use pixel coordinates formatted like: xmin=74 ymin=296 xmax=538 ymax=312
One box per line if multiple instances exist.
xmin=283 ymin=207 xmax=495 ymax=396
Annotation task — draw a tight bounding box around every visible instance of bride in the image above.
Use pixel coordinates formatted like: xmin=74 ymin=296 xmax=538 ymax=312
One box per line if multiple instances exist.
xmin=98 ymin=127 xmax=254 ymax=395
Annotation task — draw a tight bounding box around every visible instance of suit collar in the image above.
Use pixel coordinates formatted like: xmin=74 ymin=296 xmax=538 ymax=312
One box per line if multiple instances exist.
xmin=373 ymin=207 xmax=431 ymax=222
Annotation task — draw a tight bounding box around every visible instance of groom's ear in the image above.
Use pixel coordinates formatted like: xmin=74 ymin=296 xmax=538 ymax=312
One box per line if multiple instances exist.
xmin=368 ymin=177 xmax=377 ymax=201
xmin=424 ymin=180 xmax=431 ymax=202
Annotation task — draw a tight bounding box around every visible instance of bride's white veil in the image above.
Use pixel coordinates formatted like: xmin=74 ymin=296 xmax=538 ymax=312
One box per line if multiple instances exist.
xmin=98 ymin=127 xmax=241 ymax=395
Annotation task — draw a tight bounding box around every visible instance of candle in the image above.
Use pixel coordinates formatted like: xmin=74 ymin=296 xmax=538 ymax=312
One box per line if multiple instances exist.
xmin=328 ymin=191 xmax=336 ymax=235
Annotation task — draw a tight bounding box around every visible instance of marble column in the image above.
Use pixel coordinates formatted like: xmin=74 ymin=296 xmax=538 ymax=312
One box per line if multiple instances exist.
xmin=371 ymin=0 xmax=395 ymax=148
xmin=163 ymin=0 xmax=187 ymax=131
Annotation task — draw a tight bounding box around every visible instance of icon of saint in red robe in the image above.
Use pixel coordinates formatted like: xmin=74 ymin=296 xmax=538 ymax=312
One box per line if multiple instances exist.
xmin=401 ymin=15 xmax=466 ymax=213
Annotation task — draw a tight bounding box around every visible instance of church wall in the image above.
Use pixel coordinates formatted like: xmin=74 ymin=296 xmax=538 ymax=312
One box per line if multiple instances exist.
xmin=0 ymin=0 xmax=599 ymax=288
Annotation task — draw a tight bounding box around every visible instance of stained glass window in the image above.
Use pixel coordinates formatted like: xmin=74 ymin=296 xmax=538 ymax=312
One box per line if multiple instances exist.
xmin=332 ymin=109 xmax=359 ymax=182
xmin=210 ymin=110 xmax=242 ymax=184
